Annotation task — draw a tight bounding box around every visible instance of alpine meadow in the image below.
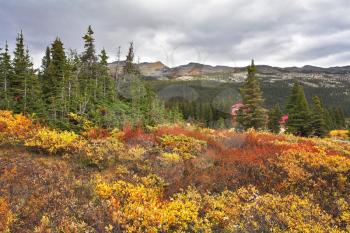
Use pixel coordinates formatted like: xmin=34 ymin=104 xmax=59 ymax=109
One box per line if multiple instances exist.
xmin=0 ymin=1 xmax=350 ymax=232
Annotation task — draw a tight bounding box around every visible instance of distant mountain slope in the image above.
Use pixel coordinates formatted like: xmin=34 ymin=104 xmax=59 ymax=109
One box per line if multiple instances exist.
xmin=108 ymin=61 xmax=350 ymax=116
xmin=109 ymin=61 xmax=350 ymax=78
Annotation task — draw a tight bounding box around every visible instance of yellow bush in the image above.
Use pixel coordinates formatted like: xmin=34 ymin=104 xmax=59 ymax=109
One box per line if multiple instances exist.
xmin=123 ymin=145 xmax=146 ymax=161
xmin=235 ymin=194 xmax=337 ymax=232
xmin=161 ymin=152 xmax=181 ymax=162
xmin=336 ymin=198 xmax=350 ymax=231
xmin=0 ymin=110 xmax=36 ymax=144
xmin=77 ymin=138 xmax=124 ymax=168
xmin=25 ymin=128 xmax=81 ymax=154
xmin=159 ymin=134 xmax=206 ymax=159
xmin=68 ymin=112 xmax=94 ymax=131
xmin=94 ymin=177 xmax=211 ymax=232
xmin=34 ymin=215 xmax=52 ymax=233
xmin=115 ymin=165 xmax=129 ymax=175
xmin=204 ymin=186 xmax=338 ymax=232
xmin=95 ymin=174 xmax=340 ymax=233
xmin=329 ymin=130 xmax=349 ymax=140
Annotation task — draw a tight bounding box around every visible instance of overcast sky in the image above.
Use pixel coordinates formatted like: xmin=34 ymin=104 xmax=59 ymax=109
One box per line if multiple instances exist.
xmin=1 ymin=0 xmax=350 ymax=68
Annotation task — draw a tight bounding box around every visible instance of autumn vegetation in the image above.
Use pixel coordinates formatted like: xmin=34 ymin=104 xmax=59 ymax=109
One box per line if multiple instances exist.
xmin=0 ymin=25 xmax=349 ymax=232
xmin=0 ymin=110 xmax=349 ymax=232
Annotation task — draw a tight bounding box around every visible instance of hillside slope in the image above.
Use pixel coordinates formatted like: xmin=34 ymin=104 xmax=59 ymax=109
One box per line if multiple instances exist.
xmin=109 ymin=62 xmax=350 ymax=116
xmin=1 ymin=111 xmax=350 ymax=232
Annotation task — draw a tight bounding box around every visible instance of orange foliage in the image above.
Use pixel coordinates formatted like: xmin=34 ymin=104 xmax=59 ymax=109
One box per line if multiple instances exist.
xmin=0 ymin=111 xmax=350 ymax=231
xmin=119 ymin=124 xmax=154 ymax=145
xmin=154 ymin=125 xmax=210 ymax=142
xmin=207 ymin=132 xmax=287 ymax=165
xmin=83 ymin=127 xmax=110 ymax=139
xmin=0 ymin=198 xmax=13 ymax=232
xmin=0 ymin=110 xmax=38 ymax=144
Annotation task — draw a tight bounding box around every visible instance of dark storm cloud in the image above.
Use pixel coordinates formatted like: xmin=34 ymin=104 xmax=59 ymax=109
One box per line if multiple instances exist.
xmin=1 ymin=0 xmax=350 ymax=67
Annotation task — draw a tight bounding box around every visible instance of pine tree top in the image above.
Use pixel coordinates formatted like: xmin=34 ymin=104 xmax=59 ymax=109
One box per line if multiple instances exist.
xmin=81 ymin=25 xmax=96 ymax=64
xmin=247 ymin=59 xmax=256 ymax=74
xmin=99 ymin=48 xmax=109 ymax=66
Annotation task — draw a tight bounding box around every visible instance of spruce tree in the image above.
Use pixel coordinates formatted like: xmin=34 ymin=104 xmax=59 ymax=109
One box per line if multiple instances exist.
xmin=64 ymin=50 xmax=81 ymax=115
xmin=46 ymin=38 xmax=67 ymax=119
xmin=11 ymin=31 xmax=27 ymax=112
xmin=310 ymin=96 xmax=328 ymax=137
xmin=39 ymin=46 xmax=51 ymax=104
xmin=124 ymin=42 xmax=139 ymax=75
xmin=80 ymin=25 xmax=98 ymax=112
xmin=268 ymin=103 xmax=283 ymax=134
xmin=330 ymin=107 xmax=346 ymax=129
xmin=330 ymin=107 xmax=339 ymax=129
xmin=42 ymin=46 xmax=51 ymax=70
xmin=237 ymin=60 xmax=267 ymax=130
xmin=98 ymin=48 xmax=115 ymax=102
xmin=25 ymin=46 xmax=45 ymax=115
xmin=285 ymin=83 xmax=311 ymax=136
xmin=11 ymin=31 xmax=44 ymax=114
xmin=0 ymin=42 xmax=13 ymax=109
xmin=81 ymin=25 xmax=97 ymax=66
xmin=324 ymin=107 xmax=335 ymax=131
xmin=336 ymin=107 xmax=346 ymax=129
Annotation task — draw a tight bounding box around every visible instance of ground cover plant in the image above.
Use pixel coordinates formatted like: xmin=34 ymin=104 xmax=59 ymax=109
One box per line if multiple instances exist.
xmin=0 ymin=110 xmax=350 ymax=232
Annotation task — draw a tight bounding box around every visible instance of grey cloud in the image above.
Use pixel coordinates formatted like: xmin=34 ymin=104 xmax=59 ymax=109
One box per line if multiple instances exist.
xmin=1 ymin=0 xmax=350 ymax=68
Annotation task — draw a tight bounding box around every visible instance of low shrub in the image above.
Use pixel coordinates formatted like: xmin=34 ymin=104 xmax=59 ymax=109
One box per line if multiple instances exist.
xmin=0 ymin=110 xmax=37 ymax=145
xmin=123 ymin=145 xmax=147 ymax=161
xmin=76 ymin=138 xmax=124 ymax=169
xmin=153 ymin=124 xmax=210 ymax=142
xmin=67 ymin=112 xmax=94 ymax=132
xmin=158 ymin=134 xmax=206 ymax=159
xmin=95 ymin=177 xmax=210 ymax=232
xmin=234 ymin=193 xmax=336 ymax=232
xmin=25 ymin=128 xmax=81 ymax=154
xmin=0 ymin=198 xmax=13 ymax=233
xmin=83 ymin=127 xmax=110 ymax=139
xmin=95 ymin=176 xmax=338 ymax=233
xmin=329 ymin=130 xmax=349 ymax=140
xmin=161 ymin=152 xmax=181 ymax=162
xmin=119 ymin=124 xmax=154 ymax=145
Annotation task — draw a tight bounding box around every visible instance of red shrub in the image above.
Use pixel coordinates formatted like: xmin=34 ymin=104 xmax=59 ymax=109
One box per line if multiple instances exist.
xmin=286 ymin=140 xmax=319 ymax=153
xmin=203 ymin=132 xmax=287 ymax=165
xmin=244 ymin=133 xmax=286 ymax=146
xmin=83 ymin=128 xmax=110 ymax=139
xmin=120 ymin=124 xmax=154 ymax=145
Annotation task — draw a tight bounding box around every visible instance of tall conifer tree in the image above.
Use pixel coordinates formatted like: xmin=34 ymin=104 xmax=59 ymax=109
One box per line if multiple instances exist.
xmin=285 ymin=83 xmax=311 ymax=136
xmin=40 ymin=46 xmax=51 ymax=99
xmin=98 ymin=48 xmax=115 ymax=102
xmin=11 ymin=31 xmax=43 ymax=114
xmin=124 ymin=42 xmax=139 ymax=75
xmin=46 ymin=38 xmax=66 ymax=119
xmin=237 ymin=60 xmax=267 ymax=130
xmin=80 ymin=25 xmax=98 ymax=112
xmin=310 ymin=96 xmax=328 ymax=137
xmin=268 ymin=103 xmax=283 ymax=133
xmin=0 ymin=42 xmax=13 ymax=109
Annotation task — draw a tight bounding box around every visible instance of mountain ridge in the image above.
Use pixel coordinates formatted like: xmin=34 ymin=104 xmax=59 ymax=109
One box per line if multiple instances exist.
xmin=108 ymin=61 xmax=350 ymax=78
xmin=108 ymin=60 xmax=350 ymax=116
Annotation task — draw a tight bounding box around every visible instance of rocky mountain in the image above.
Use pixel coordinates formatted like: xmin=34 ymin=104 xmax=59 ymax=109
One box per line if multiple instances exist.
xmin=108 ymin=61 xmax=350 ymax=88
xmin=109 ymin=61 xmax=350 ymax=78
xmin=108 ymin=61 xmax=350 ymax=116
xmin=108 ymin=61 xmax=235 ymax=78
